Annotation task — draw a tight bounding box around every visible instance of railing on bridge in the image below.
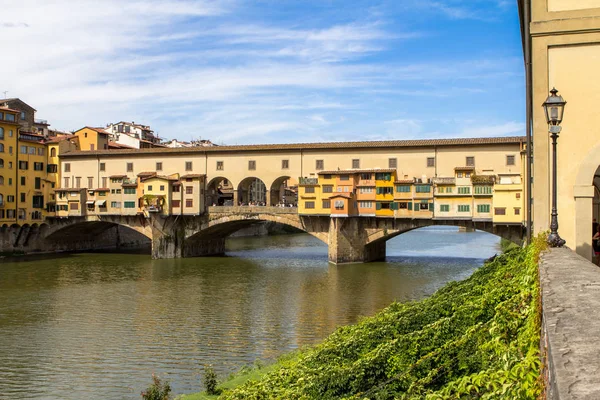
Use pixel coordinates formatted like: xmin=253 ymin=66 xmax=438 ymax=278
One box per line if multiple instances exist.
xmin=208 ymin=206 xmax=298 ymax=214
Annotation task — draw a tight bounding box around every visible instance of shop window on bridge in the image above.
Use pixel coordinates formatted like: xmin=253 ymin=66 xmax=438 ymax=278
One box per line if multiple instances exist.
xmin=375 ymin=173 xmax=391 ymax=181
xmin=305 ymin=201 xmax=315 ymax=209
xmin=458 ymin=205 xmax=470 ymax=212
xmin=419 ymin=202 xmax=430 ymax=211
xmin=340 ymin=175 xmax=350 ymax=181
xmin=376 ymin=187 xmax=393 ymax=195
xmin=360 ymin=173 xmax=371 ymax=180
xmin=440 ymin=204 xmax=450 ymax=212
xmin=477 ymin=204 xmax=490 ymax=213
xmin=111 ymin=201 xmax=121 ymax=208
xmin=474 ymin=186 xmax=492 ymax=195
xmin=495 ymin=208 xmax=506 ymax=215
xmin=358 ymin=201 xmax=372 ymax=208
xmin=304 ymin=186 xmax=315 ymax=194
xmin=396 ymin=185 xmax=411 ymax=193
xmin=399 ymin=202 xmax=409 ymax=209
xmin=415 ymin=185 xmax=431 ymax=193
xmin=124 ymin=188 xmax=136 ymax=195
xmin=124 ymin=201 xmax=136 ymax=208
xmin=334 ymin=200 xmax=344 ymax=210
xmin=186 ymin=199 xmax=193 ymax=207
xmin=70 ymin=202 xmax=79 ymax=211
xmin=458 ymin=187 xmax=471 ymax=194
xmin=172 ymin=200 xmax=181 ymax=208
xmin=31 ymin=211 xmax=42 ymax=220
xmin=322 ymin=200 xmax=331 ymax=208
xmin=359 ymin=187 xmax=373 ymax=194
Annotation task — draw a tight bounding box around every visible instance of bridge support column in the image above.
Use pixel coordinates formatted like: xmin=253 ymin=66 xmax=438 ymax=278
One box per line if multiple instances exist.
xmin=327 ymin=217 xmax=386 ymax=264
xmin=151 ymin=224 xmax=185 ymax=259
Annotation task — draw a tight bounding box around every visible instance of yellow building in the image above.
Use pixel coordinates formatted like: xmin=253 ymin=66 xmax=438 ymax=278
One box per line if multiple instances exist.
xmin=73 ymin=127 xmax=109 ymax=151
xmin=520 ymin=0 xmax=600 ymax=259
xmin=0 ymin=107 xmax=20 ymax=225
xmin=493 ymin=173 xmax=524 ymax=225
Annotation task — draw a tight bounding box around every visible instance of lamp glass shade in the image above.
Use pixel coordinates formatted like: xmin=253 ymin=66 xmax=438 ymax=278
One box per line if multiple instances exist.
xmin=543 ymin=88 xmax=566 ymax=126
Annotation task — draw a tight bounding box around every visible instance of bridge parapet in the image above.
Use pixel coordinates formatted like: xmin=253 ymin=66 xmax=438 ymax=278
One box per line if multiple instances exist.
xmin=208 ymin=206 xmax=298 ymax=215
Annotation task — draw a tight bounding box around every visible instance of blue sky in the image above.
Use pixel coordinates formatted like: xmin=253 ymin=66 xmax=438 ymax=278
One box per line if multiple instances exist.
xmin=1 ymin=0 xmax=524 ymax=144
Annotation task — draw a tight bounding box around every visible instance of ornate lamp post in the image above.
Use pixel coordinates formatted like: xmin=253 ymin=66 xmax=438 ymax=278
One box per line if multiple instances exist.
xmin=542 ymin=88 xmax=567 ymax=247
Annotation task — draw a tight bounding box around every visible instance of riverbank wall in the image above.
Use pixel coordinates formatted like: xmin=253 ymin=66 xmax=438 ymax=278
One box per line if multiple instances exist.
xmin=539 ymin=248 xmax=600 ymax=399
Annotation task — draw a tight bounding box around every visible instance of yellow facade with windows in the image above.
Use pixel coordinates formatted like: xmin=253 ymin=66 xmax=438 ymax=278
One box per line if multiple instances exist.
xmin=0 ymin=108 xmax=19 ymax=225
xmin=73 ymin=127 xmax=109 ymax=152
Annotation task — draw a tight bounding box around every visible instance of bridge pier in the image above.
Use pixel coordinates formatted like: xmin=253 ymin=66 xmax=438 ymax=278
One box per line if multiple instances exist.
xmin=328 ymin=217 xmax=386 ymax=264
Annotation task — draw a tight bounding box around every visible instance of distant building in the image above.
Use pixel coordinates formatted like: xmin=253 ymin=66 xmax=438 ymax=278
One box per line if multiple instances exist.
xmin=164 ymin=139 xmax=217 ymax=148
xmin=104 ymin=121 xmax=163 ymax=148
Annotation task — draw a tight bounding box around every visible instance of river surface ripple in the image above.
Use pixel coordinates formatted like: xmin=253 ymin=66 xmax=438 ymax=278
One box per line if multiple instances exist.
xmin=0 ymin=226 xmax=500 ymax=399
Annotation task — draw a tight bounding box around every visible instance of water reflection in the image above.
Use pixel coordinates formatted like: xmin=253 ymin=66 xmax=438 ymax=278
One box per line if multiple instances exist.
xmin=0 ymin=227 xmax=500 ymax=399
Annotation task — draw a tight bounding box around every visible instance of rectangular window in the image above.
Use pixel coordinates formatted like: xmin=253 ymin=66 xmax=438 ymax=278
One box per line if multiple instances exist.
xmin=147 ymin=185 xmax=153 ymax=191
xmin=477 ymin=204 xmax=490 ymax=213
xmin=514 ymin=208 xmax=521 ymax=215
xmin=458 ymin=187 xmax=471 ymax=194
xmin=466 ymin=156 xmax=475 ymax=167
xmin=352 ymin=159 xmax=360 ymax=169
xmin=186 ymin=186 xmax=193 ymax=194
xmin=458 ymin=205 xmax=470 ymax=212
xmin=64 ymin=177 xmax=70 ymax=188
xmin=396 ymin=185 xmax=411 ymax=193
xmin=305 ymin=201 xmax=315 ymax=209
xmin=35 ymin=177 xmax=41 ymax=190
xmin=457 ymin=172 xmax=463 ymax=178
xmin=248 ymin=160 xmax=256 ymax=170
xmin=375 ymin=173 xmax=392 ymax=181
xmin=75 ymin=177 xmax=81 ymax=188
xmin=495 ymin=208 xmax=506 ymax=215
xmin=70 ymin=202 xmax=79 ymax=211
xmin=316 ymin=160 xmax=324 ymax=170
xmin=37 ymin=148 xmax=44 ymax=156
xmin=376 ymin=187 xmax=393 ymax=195
xmin=127 ymin=162 xmax=133 ymax=172
xmin=322 ymin=185 xmax=333 ymax=193
xmin=20 ymin=193 xmax=27 ymax=202
xmin=29 ymin=147 xmax=35 ymax=155
xmin=34 ymin=162 xmax=44 ymax=171
xmin=173 ymin=185 xmax=180 ymax=193
xmin=7 ymin=195 xmax=14 ymax=202
xmin=516 ymin=192 xmax=521 ymax=199
xmin=172 ymin=200 xmax=181 ymax=208
xmin=20 ymin=145 xmax=27 ymax=154
xmin=419 ymin=203 xmax=429 ymax=210
xmin=124 ymin=201 xmax=136 ymax=209
xmin=160 ymin=185 xmax=165 ymax=191
xmin=427 ymin=157 xmax=435 ymax=167
xmin=359 ymin=201 xmax=373 ymax=208
xmin=102 ymin=177 xmax=107 ymax=188
xmin=87 ymin=177 xmax=93 ymax=188
xmin=474 ymin=186 xmax=492 ymax=194
xmin=360 ymin=173 xmax=371 ymax=180
xmin=334 ymin=200 xmax=345 ymax=210
xmin=20 ymin=111 xmax=25 ymax=120
xmin=389 ymin=158 xmax=397 ymax=169
xmin=183 ymin=161 xmax=192 ymax=171
xmin=90 ymin=144 xmax=95 ymax=151
xmin=20 ymin=176 xmax=26 ymax=185
xmin=340 ymin=175 xmax=350 ymax=181
xmin=359 ymin=187 xmax=373 ymax=194
xmin=415 ymin=185 xmax=431 ymax=193
xmin=18 ymin=161 xmax=28 ymax=170
xmin=100 ymin=163 xmax=105 ymax=171
xmin=440 ymin=204 xmax=450 ymax=212
xmin=322 ymin=200 xmax=331 ymax=208
xmin=282 ymin=160 xmax=289 ymax=169
xmin=216 ymin=161 xmax=224 ymax=170
xmin=304 ymin=186 xmax=315 ymax=194
xmin=506 ymin=155 xmax=515 ymax=166
xmin=186 ymin=199 xmax=193 ymax=207
xmin=156 ymin=162 xmax=163 ymax=171
xmin=111 ymin=201 xmax=121 ymax=208
xmin=323 ymin=174 xmax=331 ymax=179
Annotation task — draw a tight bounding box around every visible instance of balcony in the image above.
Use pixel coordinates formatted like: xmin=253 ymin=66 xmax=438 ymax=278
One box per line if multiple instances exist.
xmin=299 ymin=177 xmax=319 ymax=185
xmin=35 ymin=119 xmax=48 ymax=125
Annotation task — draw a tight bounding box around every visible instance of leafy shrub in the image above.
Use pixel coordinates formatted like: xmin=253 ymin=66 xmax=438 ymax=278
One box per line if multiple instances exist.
xmin=141 ymin=373 xmax=171 ymax=400
xmin=219 ymin=235 xmax=547 ymax=399
xmin=204 ymin=365 xmax=220 ymax=395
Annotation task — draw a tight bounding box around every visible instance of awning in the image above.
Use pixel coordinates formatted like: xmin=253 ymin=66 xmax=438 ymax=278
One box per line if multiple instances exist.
xmin=95 ymin=200 xmax=106 ymax=206
xmin=86 ymin=200 xmax=95 ymax=205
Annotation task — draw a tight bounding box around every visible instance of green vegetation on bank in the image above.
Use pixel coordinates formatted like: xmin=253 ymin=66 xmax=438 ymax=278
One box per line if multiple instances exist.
xmin=182 ymin=237 xmax=545 ymax=399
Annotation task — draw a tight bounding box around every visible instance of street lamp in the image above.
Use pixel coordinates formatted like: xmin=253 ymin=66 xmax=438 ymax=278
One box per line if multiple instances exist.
xmin=542 ymin=87 xmax=567 ymax=247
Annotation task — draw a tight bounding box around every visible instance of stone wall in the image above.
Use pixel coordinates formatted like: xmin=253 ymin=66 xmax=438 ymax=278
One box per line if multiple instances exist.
xmin=539 ymin=248 xmax=600 ymax=399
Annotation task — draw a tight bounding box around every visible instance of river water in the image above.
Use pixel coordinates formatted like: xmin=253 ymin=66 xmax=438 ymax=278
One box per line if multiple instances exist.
xmin=0 ymin=227 xmax=500 ymax=399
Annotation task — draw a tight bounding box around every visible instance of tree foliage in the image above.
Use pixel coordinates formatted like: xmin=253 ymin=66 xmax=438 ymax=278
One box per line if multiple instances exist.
xmin=218 ymin=236 xmax=546 ymax=399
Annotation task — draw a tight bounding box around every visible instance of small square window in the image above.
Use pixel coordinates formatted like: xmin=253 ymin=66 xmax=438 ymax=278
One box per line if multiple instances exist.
xmin=64 ymin=163 xmax=71 ymax=172
xmin=466 ymin=156 xmax=475 ymax=167
xmin=127 ymin=162 xmax=133 ymax=172
xmin=216 ymin=161 xmax=224 ymax=170
xmin=282 ymin=160 xmax=289 ymax=169
xmin=389 ymin=158 xmax=397 ymax=169
xmin=506 ymin=155 xmax=515 ymax=166
xmin=186 ymin=186 xmax=193 ymax=194
xmin=352 ymin=159 xmax=360 ymax=169
xmin=248 ymin=160 xmax=256 ymax=170
xmin=185 ymin=161 xmax=192 ymax=171
xmin=316 ymin=160 xmax=324 ymax=170
xmin=156 ymin=162 xmax=163 ymax=171
xmin=427 ymin=157 xmax=435 ymax=168
xmin=99 ymin=163 xmax=105 ymax=171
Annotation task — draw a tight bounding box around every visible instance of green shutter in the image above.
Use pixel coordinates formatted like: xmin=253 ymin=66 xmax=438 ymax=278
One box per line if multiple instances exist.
xmin=391 ymin=202 xmax=398 ymax=210
xmin=429 ymin=202 xmax=434 ymax=211
xmin=408 ymin=202 xmax=413 ymax=211
xmin=376 ymin=202 xmax=382 ymax=210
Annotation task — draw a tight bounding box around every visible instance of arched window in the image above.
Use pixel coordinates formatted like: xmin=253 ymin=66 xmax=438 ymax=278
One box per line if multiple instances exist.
xmin=0 ymin=158 xmax=3 ymax=168
xmin=0 ymin=194 xmax=3 ymax=204
xmin=51 ymin=147 xmax=56 ymax=157
xmin=0 ymin=143 xmax=4 ymax=153
xmin=0 ymin=127 xmax=4 ymax=140
xmin=0 ymin=176 xmax=3 ymax=185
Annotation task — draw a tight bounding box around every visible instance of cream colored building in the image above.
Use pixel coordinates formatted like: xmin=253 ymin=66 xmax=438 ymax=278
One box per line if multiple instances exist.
xmin=520 ymin=0 xmax=600 ymax=259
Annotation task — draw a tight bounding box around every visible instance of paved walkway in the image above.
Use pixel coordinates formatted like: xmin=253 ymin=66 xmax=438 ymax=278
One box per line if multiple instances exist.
xmin=540 ymin=248 xmax=600 ymax=399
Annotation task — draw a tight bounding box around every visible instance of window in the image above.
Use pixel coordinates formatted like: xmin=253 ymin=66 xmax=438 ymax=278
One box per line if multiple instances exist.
xmin=111 ymin=201 xmax=121 ymax=208
xmin=477 ymin=204 xmax=490 ymax=213
xmin=352 ymin=159 xmax=360 ymax=169
xmin=340 ymin=175 xmax=349 ymax=181
xmin=70 ymin=202 xmax=79 ymax=211
xmin=465 ymin=173 xmax=471 ymax=178
xmin=322 ymin=200 xmax=331 ymax=208
xmin=248 ymin=160 xmax=256 ymax=170
xmin=87 ymin=177 xmax=93 ymax=188
xmin=20 ymin=145 xmax=27 ymax=154
xmin=474 ymin=186 xmax=492 ymax=194
xmin=419 ymin=203 xmax=429 ymax=210
xmin=376 ymin=187 xmax=393 ymax=195
xmin=50 ymin=148 xmax=57 ymax=157
xmin=216 ymin=161 xmax=224 ymax=170
xmin=160 ymin=185 xmax=165 ymax=191
xmin=458 ymin=205 xmax=470 ymax=212
xmin=97 ymin=162 xmax=105 ymax=172
xmin=359 ymin=201 xmax=373 ymax=208
xmin=389 ymin=158 xmax=397 ymax=169
xmin=0 ymin=176 xmax=3 ymax=185
xmin=0 ymin=127 xmax=3 ymax=139
xmin=20 ymin=111 xmax=25 ymax=120
xmin=64 ymin=177 xmax=70 ymax=188
xmin=427 ymin=157 xmax=435 ymax=167
xmin=305 ymin=201 xmax=315 ymax=209
xmin=172 ymin=200 xmax=181 ymax=208
xmin=323 ymin=174 xmax=332 ymax=179
xmin=466 ymin=156 xmax=475 ymax=167
xmin=19 ymin=161 xmax=28 ymax=170
xmin=64 ymin=163 xmax=71 ymax=172
xmin=415 ymin=185 xmax=431 ymax=193
xmin=359 ymin=187 xmax=373 ymax=194
xmin=316 ymin=160 xmax=324 ymax=170
xmin=186 ymin=186 xmax=193 ymax=194
xmin=90 ymin=144 xmax=95 ymax=151
xmin=323 ymin=185 xmax=333 ymax=193
xmin=396 ymin=185 xmax=411 ymax=193
xmin=516 ymin=193 xmax=521 ymax=199
xmin=334 ymin=200 xmax=344 ymax=210
xmin=282 ymin=160 xmax=289 ymax=169
xmin=156 ymin=162 xmax=163 ymax=171
xmin=20 ymin=193 xmax=26 ymax=202
xmin=173 ymin=185 xmax=180 ymax=193
xmin=29 ymin=147 xmax=35 ymax=155
xmin=440 ymin=204 xmax=450 ymax=212
xmin=34 ymin=162 xmax=44 ymax=171
xmin=186 ymin=199 xmax=193 ymax=208
xmin=124 ymin=188 xmax=136 ymax=195
xmin=457 ymin=172 xmax=463 ymax=178
xmin=514 ymin=208 xmax=521 ymax=215
xmin=124 ymin=201 xmax=136 ymax=209
xmin=8 ymin=146 xmax=12 ymax=154
xmin=35 ymin=177 xmax=41 ymax=190
xmin=37 ymin=148 xmax=44 ymax=156
xmin=75 ymin=177 xmax=81 ymax=188
xmin=185 ymin=161 xmax=192 ymax=171
xmin=127 ymin=163 xmax=133 ymax=172
xmin=304 ymin=186 xmax=315 ymax=194
xmin=102 ymin=177 xmax=107 ymax=188
xmin=7 ymin=195 xmax=14 ymax=202
xmin=506 ymin=155 xmax=515 ymax=166
xmin=360 ymin=173 xmax=371 ymax=180
xmin=20 ymin=176 xmax=25 ymax=186
xmin=458 ymin=187 xmax=471 ymax=194
xmin=147 ymin=185 xmax=153 ymax=191
xmin=494 ymin=208 xmax=506 ymax=215
xmin=7 ymin=209 xmax=15 ymax=218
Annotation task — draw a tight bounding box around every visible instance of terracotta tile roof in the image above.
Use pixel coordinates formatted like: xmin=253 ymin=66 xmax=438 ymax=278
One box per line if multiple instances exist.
xmin=109 ymin=174 xmax=128 ymax=178
xmin=0 ymin=106 xmax=21 ymax=113
xmin=395 ymin=179 xmax=415 ymax=184
xmin=141 ymin=175 xmax=178 ymax=182
xmin=122 ymin=183 xmax=138 ymax=187
xmin=94 ymin=188 xmax=110 ymax=191
xmin=108 ymin=142 xmax=135 ymax=149
xmin=329 ymin=193 xmax=352 ymax=199
xmin=180 ymin=174 xmax=206 ymax=179
xmin=318 ymin=168 xmax=396 ymax=175
xmin=55 ymin=188 xmax=82 ymax=192
xmin=455 ymin=166 xmax=476 ymax=171
xmin=137 ymin=171 xmax=157 ymax=177
xmin=61 ymin=136 xmax=526 ymax=158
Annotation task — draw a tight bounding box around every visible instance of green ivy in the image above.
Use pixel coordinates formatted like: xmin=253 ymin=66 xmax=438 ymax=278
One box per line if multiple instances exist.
xmin=217 ymin=235 xmax=546 ymax=400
